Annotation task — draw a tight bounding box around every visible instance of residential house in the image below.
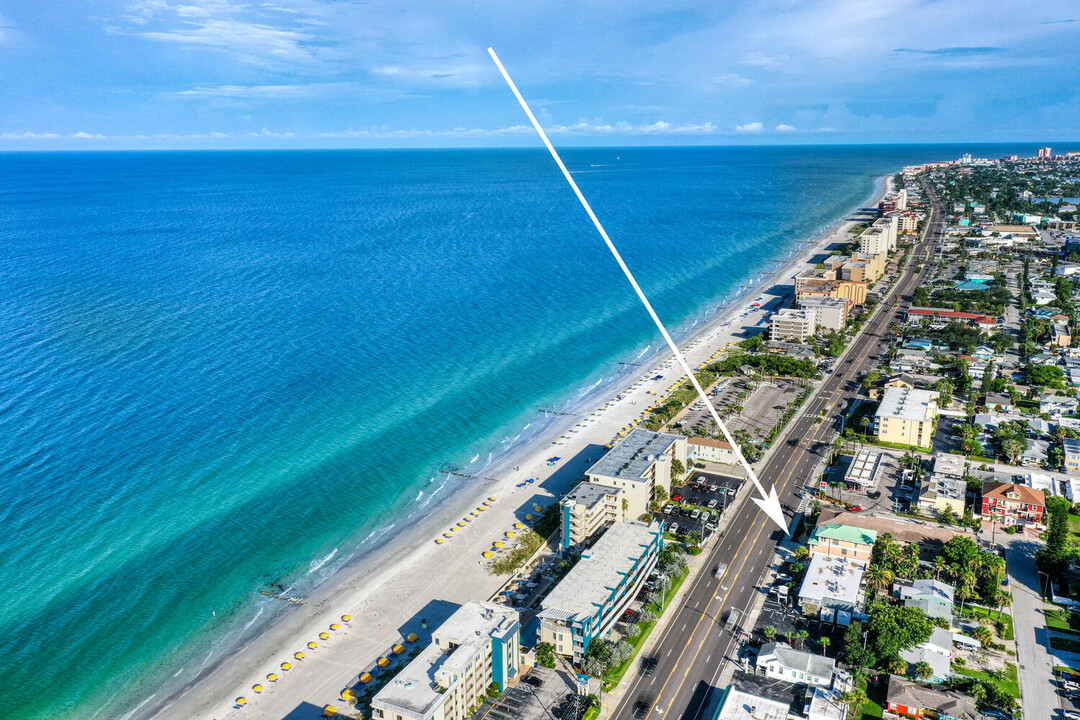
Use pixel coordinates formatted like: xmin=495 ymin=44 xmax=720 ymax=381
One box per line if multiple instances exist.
xmin=906 ymin=308 xmax=997 ymax=334
xmin=981 ymin=482 xmax=1046 ymax=526
xmin=885 ymin=675 xmax=977 ymax=720
xmin=899 ymin=627 xmax=953 ymax=683
xmin=756 ymin=642 xmax=836 ymax=687
xmin=1065 ymin=437 xmax=1080 ymax=474
xmin=1041 ymin=393 xmax=1079 ymax=416
xmin=916 ymin=474 xmax=967 ymax=518
xmin=895 ymin=579 xmax=955 ymax=625
xmin=985 ymin=393 xmax=1013 ymax=411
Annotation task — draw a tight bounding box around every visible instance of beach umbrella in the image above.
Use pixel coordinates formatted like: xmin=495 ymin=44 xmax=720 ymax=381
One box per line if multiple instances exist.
xmin=342 ymin=689 xmax=355 ymax=702
xmin=442 ymin=532 xmax=453 ymax=538
xmin=253 ymin=684 xmax=264 ymax=693
xmin=456 ymin=521 xmax=467 ymax=527
xmin=470 ymin=511 xmax=479 ymax=517
xmin=267 ymin=672 xmax=279 ymax=682
xmin=294 ymin=651 xmax=306 ymax=660
xmin=483 ymin=551 xmax=493 ymax=558
xmin=514 ymin=523 xmax=524 ymax=529
xmin=281 ymin=662 xmax=293 ymax=670
xmin=378 ymin=657 xmax=390 ymax=667
xmin=360 ymin=672 xmax=373 ymax=684
xmin=435 ymin=538 xmax=445 ymax=544
xmin=406 ymin=632 xmax=418 ymax=642
xmin=308 ymin=641 xmax=318 ymax=649
xmin=323 ymin=705 xmax=338 ymax=717
xmin=488 ymin=496 xmax=497 ymax=501
xmin=330 ymin=623 xmax=340 ymax=631
xmin=319 ymin=632 xmax=330 ymax=640
xmin=393 ymin=644 xmax=405 ymax=654
xmin=525 ymin=514 xmax=534 ymax=521
xmin=505 ymin=531 xmax=515 ymax=538
xmin=477 ymin=506 xmax=487 ymax=511
xmin=342 ymin=614 xmax=351 ymax=622
xmin=236 ymin=698 xmax=248 ymax=707
xmin=494 ymin=541 xmax=504 ymax=548
xmin=533 ymin=505 xmax=542 ymax=512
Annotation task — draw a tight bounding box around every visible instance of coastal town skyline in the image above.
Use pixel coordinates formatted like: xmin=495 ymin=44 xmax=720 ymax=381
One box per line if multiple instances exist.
xmin=1 ymin=1 xmax=1079 ymax=150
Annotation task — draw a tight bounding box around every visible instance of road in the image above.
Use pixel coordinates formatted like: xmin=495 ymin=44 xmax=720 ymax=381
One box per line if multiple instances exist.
xmin=610 ymin=179 xmax=944 ymax=720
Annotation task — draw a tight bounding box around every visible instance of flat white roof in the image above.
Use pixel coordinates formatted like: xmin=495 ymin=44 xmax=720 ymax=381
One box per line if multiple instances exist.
xmin=712 ymin=686 xmax=793 ymax=720
xmin=845 ymin=450 xmax=882 ymax=487
xmin=876 ymin=387 xmax=937 ymax=423
xmin=798 ymin=553 xmax=864 ymax=608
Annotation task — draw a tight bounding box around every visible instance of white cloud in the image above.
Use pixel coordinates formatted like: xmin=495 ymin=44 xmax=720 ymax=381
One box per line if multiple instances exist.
xmin=711 ymin=73 xmax=753 ymax=88
xmin=775 ymin=124 xmax=797 ymax=132
xmin=735 ymin=122 xmax=764 ymax=133
xmin=0 ymin=131 xmax=61 ymax=139
xmin=71 ymin=131 xmax=105 ymax=139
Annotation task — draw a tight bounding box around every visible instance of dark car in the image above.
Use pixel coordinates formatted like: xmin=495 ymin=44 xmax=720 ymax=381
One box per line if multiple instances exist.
xmin=640 ymin=656 xmax=658 ymax=676
xmin=521 ymin=674 xmax=544 ymax=688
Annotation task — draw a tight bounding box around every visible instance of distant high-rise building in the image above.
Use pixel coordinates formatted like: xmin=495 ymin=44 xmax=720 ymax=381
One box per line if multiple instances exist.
xmin=1038 ymin=146 xmax=1053 ymax=159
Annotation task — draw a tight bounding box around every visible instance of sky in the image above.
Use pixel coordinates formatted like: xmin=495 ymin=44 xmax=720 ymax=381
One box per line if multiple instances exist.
xmin=1 ymin=0 xmax=1078 ymax=149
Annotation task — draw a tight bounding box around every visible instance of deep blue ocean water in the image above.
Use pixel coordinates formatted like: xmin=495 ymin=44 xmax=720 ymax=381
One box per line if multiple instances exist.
xmin=0 ymin=145 xmax=1049 ymax=719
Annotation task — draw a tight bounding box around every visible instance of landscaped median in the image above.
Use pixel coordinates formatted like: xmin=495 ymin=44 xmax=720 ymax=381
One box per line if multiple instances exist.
xmin=601 ymin=564 xmax=690 ymax=690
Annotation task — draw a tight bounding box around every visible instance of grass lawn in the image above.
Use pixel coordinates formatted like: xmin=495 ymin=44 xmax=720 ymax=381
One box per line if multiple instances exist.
xmin=1050 ymin=635 xmax=1080 ymax=654
xmin=961 ymin=605 xmax=1014 ymax=641
xmin=859 ymin=676 xmax=886 ymax=720
xmin=1046 ymin=608 xmax=1080 ymax=635
xmin=1068 ymin=515 xmax=1080 ymax=546
xmin=582 ymin=704 xmax=600 ymax=720
xmin=955 ymin=663 xmax=1020 ymax=699
xmin=603 ymin=566 xmax=690 ymax=688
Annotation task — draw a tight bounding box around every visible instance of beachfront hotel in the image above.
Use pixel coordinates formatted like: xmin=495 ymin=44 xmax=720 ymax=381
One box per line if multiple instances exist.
xmin=538 ymin=520 xmax=664 ymax=662
xmin=585 ymin=427 xmax=687 ymax=518
xmin=371 ymin=601 xmax=521 ymax=720
xmin=559 ymin=481 xmax=625 ymax=552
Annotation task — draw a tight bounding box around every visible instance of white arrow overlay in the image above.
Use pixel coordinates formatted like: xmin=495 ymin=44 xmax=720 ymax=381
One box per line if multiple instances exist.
xmin=488 ymin=47 xmax=788 ymax=534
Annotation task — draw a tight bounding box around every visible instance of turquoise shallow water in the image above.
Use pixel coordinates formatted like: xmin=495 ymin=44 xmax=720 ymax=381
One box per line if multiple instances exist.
xmin=0 ymin=145 xmax=1044 ymax=719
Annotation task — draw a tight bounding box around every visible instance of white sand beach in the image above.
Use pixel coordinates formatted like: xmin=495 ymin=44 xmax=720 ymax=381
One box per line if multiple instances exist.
xmin=141 ymin=175 xmax=892 ymax=720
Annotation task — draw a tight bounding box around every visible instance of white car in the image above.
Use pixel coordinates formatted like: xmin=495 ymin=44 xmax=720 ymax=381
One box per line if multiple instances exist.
xmin=669 ymin=523 xmax=680 ymax=536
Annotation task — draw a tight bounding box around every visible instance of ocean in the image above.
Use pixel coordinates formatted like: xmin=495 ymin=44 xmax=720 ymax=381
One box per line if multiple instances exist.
xmin=0 ymin=144 xmax=1047 ymax=718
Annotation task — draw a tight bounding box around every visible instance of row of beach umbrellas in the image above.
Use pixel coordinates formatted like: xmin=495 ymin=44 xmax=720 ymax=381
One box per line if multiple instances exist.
xmin=482 ymin=505 xmax=543 ymax=558
xmin=434 ymin=496 xmax=497 ymax=545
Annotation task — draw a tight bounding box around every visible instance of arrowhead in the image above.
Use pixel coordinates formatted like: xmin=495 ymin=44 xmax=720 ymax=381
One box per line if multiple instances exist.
xmin=751 ymin=484 xmax=788 ymax=534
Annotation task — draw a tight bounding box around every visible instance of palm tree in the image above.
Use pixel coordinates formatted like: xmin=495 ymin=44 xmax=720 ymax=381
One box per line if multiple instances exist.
xmin=913 ymin=661 xmax=934 ymax=681
xmin=763 ymin=626 xmax=777 ymax=642
xmin=971 ymin=626 xmax=993 ymax=646
xmin=957 ymin=568 xmax=977 ymax=615
xmin=840 ymin=688 xmax=868 ymax=715
xmin=933 ymin=557 xmax=947 ymax=581
xmin=865 ymin=564 xmax=895 ymax=596
xmin=888 ymin=657 xmax=908 ymax=675
xmin=995 ymin=590 xmax=1012 ymax=620
xmin=820 ymin=636 xmax=832 ymax=656
xmin=792 ymin=629 xmax=810 ymax=650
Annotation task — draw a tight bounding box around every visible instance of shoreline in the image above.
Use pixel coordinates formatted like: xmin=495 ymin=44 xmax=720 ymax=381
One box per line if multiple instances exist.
xmin=134 ymin=172 xmax=892 ymax=720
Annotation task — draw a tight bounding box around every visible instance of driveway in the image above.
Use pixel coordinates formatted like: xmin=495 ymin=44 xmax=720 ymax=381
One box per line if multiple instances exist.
xmin=1000 ymin=537 xmax=1062 ymax=720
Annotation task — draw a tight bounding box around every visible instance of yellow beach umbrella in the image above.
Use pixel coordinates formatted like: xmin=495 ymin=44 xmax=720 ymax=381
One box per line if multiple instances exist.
xmin=525 ymin=514 xmax=534 ymax=520
xmin=342 ymin=688 xmax=356 ymax=701
xmin=514 ymin=522 xmax=524 ymax=529
xmin=342 ymin=614 xmax=351 ymax=622
xmin=483 ymin=551 xmax=493 ymax=558
xmin=470 ymin=511 xmax=479 ymax=517
xmin=307 ymin=641 xmax=318 ymax=649
xmin=448 ymin=527 xmax=457 ymax=533
xmin=378 ymin=656 xmax=390 ymax=667
xmin=294 ymin=651 xmax=306 ymax=660
xmin=236 ymin=697 xmax=248 ymax=707
xmin=435 ymin=538 xmax=445 ymax=544
xmin=360 ymin=672 xmax=373 ymax=684
xmin=533 ymin=505 xmax=542 ymax=512
xmin=506 ymin=531 xmax=516 ymax=538
xmin=464 ymin=517 xmax=472 ymax=523
xmin=253 ymin=684 xmax=264 ymax=693
xmin=494 ymin=541 xmax=504 ymax=548
xmin=330 ymin=623 xmax=340 ymax=631
xmin=323 ymin=705 xmax=338 ymax=717
xmin=457 ymin=521 xmax=467 ymax=527
xmin=320 ymin=632 xmax=330 ymax=640
xmin=407 ymin=632 xmax=418 ymax=642
xmin=267 ymin=673 xmax=279 ymax=682
xmin=393 ymin=644 xmax=405 ymax=654
xmin=477 ymin=506 xmax=487 ymax=511
xmin=281 ymin=662 xmax=292 ymax=670
xmin=488 ymin=496 xmax=497 ymax=501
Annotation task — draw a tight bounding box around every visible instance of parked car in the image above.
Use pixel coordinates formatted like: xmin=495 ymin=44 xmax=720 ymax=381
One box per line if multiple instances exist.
xmin=522 ymin=674 xmax=544 ymax=688
xmin=847 ymin=504 xmax=863 ymax=511
xmin=669 ymin=524 xmax=680 ymax=536
xmin=700 ymin=511 xmax=711 ymax=523
xmin=776 ymin=573 xmax=792 ymax=582
xmin=708 ymin=499 xmax=718 ymax=509
xmin=671 ymin=494 xmax=682 ymax=502
xmin=662 ymin=504 xmax=673 ymax=514
xmin=709 ymin=484 xmax=718 ymax=493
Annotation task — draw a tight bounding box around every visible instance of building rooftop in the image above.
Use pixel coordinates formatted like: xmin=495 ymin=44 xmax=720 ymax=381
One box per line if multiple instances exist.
xmin=933 ymin=453 xmax=967 ymax=478
xmin=1064 ymin=438 xmax=1080 ymax=455
xmin=372 ymin=601 xmax=518 ymax=718
xmin=562 ymin=481 xmax=620 ymax=510
xmin=799 ymin=296 xmax=848 ymax=308
xmin=809 ymin=522 xmax=878 ymax=547
xmin=982 ymin=481 xmax=1046 ymax=506
xmin=844 ymin=450 xmax=882 ymax=488
xmin=587 ymin=427 xmax=681 ymax=484
xmin=773 ymin=308 xmax=815 ymax=322
xmin=540 ymin=521 xmax=661 ymax=622
xmin=688 ymin=436 xmax=734 ymax=450
xmin=798 ymin=553 xmax=865 ymax=609
xmin=759 ymin=641 xmax=836 ymax=679
xmin=876 ymin=387 xmax=938 ymax=423
xmin=920 ymin=474 xmax=967 ymax=502
xmin=886 ymin=675 xmax=977 ymax=720
xmin=710 ymin=685 xmax=793 ymax=720
xmin=815 ymin=510 xmax=960 ymax=547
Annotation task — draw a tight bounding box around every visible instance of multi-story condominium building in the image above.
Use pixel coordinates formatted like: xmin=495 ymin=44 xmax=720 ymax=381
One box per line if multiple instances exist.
xmin=798 ymin=296 xmax=848 ymax=331
xmin=906 ymin=308 xmax=997 ymax=333
xmin=538 ymin=520 xmax=663 ymax=662
xmin=981 ymin=482 xmax=1046 ymax=526
xmin=851 ymin=251 xmax=887 ymax=281
xmin=756 ymin=642 xmax=836 ymax=686
xmin=687 ymin=436 xmax=738 ymax=464
xmin=771 ymin=308 xmax=817 ymax=342
xmin=874 ymin=387 xmax=938 ymax=447
xmin=586 ymin=428 xmax=686 ymax=518
xmin=559 ymin=481 xmax=624 ymax=552
xmin=795 ymin=270 xmax=868 ymax=307
xmin=806 ymin=522 xmax=877 ymax=562
xmin=1066 ymin=438 xmax=1080 ymax=473
xmin=897 ymin=214 xmax=919 ymax=233
xmin=371 ymin=601 xmax=521 ymax=720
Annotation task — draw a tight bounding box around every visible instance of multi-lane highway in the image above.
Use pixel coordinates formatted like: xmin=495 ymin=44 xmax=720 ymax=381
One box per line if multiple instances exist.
xmin=610 ymin=178 xmax=944 ymax=720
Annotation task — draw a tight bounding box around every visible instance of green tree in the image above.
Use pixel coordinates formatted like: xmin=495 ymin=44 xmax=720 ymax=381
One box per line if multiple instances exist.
xmin=535 ymin=642 xmax=556 ymax=668
xmin=763 ymin=625 xmax=777 ymax=642
xmin=820 ymin=636 xmax=832 ymax=655
xmin=842 ymin=621 xmax=875 ymax=673
xmin=1038 ymin=495 xmax=1072 ymax=582
xmin=913 ymin=661 xmax=934 ymax=681
xmin=867 ymin=603 xmax=934 ymax=663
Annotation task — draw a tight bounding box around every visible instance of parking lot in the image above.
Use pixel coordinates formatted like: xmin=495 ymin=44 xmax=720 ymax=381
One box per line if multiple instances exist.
xmin=655 ymin=471 xmax=743 ymax=539
xmin=680 ymin=379 xmax=807 ymax=442
xmin=751 ymin=593 xmax=845 ymax=654
xmin=474 ymin=666 xmax=594 ymax=720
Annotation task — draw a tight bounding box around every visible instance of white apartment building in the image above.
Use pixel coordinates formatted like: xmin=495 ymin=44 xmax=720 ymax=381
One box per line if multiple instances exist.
xmin=559 ymin=481 xmax=624 ymax=552
xmin=771 ymin=308 xmax=817 ymax=342
xmin=798 ymin=296 xmax=849 ymax=331
xmin=371 ymin=601 xmax=521 ymax=720
xmin=586 ymin=428 xmax=687 ymax=518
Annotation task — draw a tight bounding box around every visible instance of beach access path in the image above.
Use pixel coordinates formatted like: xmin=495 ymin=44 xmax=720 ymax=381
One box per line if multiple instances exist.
xmin=143 ymin=178 xmax=892 ymax=720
